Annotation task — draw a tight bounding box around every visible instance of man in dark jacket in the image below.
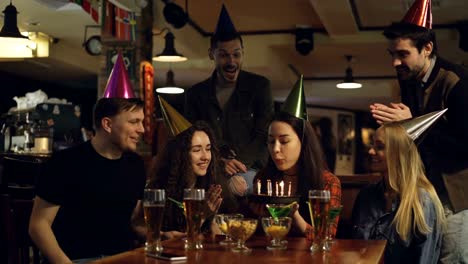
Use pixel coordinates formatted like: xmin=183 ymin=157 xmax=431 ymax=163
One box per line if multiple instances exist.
xmin=369 ymin=0 xmax=468 ymax=262
xmin=186 ymin=5 xmax=273 ymax=195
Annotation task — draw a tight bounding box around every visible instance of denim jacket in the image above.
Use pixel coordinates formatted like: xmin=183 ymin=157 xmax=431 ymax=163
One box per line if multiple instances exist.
xmin=351 ymin=181 xmax=443 ymax=264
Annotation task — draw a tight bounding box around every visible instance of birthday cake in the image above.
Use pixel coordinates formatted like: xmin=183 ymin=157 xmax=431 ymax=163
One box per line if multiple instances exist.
xmin=249 ymin=179 xmax=299 ymax=204
xmin=248 ymin=194 xmax=299 ymax=204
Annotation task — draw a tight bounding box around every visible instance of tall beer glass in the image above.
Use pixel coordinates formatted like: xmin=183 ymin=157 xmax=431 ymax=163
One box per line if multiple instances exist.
xmin=183 ymin=188 xmax=205 ymax=250
xmin=143 ymin=189 xmax=166 ymax=254
xmin=308 ymin=190 xmax=330 ymax=252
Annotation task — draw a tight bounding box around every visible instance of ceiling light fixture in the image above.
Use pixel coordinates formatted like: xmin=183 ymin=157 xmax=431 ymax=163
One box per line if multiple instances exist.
xmin=0 ymin=1 xmax=36 ymax=58
xmin=152 ymin=29 xmax=187 ymax=62
xmin=156 ymin=69 xmax=184 ymax=94
xmin=295 ymin=26 xmax=314 ymax=56
xmin=336 ymin=55 xmax=362 ymax=89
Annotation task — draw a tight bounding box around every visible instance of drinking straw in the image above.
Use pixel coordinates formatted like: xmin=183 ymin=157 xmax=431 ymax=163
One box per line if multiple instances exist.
xmin=307 ymin=201 xmax=315 ymax=228
xmin=168 ymin=197 xmax=184 ymax=209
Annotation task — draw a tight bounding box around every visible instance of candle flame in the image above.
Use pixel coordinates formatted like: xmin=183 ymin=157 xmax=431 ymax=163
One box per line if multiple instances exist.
xmin=267 ymin=179 xmax=272 ymax=196
xmin=279 ymin=180 xmax=284 ymax=196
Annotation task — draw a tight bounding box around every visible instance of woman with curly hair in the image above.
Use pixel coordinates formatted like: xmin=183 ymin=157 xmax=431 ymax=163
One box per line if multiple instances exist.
xmin=148 ymin=121 xmax=236 ymax=233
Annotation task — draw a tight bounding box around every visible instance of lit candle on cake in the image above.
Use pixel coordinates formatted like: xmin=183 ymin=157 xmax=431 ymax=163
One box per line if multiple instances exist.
xmin=256 ymin=179 xmax=261 ymax=194
xmin=275 ymin=181 xmax=279 ymax=196
xmin=288 ymin=181 xmax=292 ymax=196
xmin=279 ymin=181 xmax=284 ymax=196
xmin=267 ymin=179 xmax=272 ymax=196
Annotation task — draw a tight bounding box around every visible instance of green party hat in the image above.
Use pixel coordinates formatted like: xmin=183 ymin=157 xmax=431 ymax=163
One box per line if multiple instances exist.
xmin=282 ymin=75 xmax=308 ymax=120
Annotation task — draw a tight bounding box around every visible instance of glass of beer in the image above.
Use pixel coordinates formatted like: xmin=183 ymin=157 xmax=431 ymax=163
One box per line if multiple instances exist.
xmin=308 ymin=190 xmax=330 ymax=252
xmin=143 ymin=189 xmax=166 ymax=254
xmin=183 ymin=188 xmax=205 ymax=250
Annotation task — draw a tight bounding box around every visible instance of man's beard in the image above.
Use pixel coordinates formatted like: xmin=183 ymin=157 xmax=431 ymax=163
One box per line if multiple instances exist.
xmin=396 ymin=64 xmax=424 ymax=81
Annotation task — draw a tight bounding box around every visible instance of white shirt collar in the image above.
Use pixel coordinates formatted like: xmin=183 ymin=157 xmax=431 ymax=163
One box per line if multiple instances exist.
xmin=422 ymin=56 xmax=437 ymax=84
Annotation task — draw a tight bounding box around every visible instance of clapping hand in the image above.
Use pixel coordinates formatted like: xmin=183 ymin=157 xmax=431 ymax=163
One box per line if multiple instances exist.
xmin=206 ymin=184 xmax=223 ymax=217
xmin=370 ymin=103 xmax=412 ymax=124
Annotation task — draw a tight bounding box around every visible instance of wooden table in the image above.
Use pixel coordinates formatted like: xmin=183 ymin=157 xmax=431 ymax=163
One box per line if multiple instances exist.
xmin=92 ymin=236 xmax=386 ymax=264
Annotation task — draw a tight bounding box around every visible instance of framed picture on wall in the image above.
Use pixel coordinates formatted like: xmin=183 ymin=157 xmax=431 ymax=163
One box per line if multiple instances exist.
xmin=307 ymin=107 xmax=355 ymax=175
xmin=106 ymin=48 xmax=136 ymax=80
xmin=309 ymin=115 xmax=337 ymax=174
xmin=336 ymin=113 xmax=355 ymax=175
xmin=337 ymin=113 xmax=353 ymax=156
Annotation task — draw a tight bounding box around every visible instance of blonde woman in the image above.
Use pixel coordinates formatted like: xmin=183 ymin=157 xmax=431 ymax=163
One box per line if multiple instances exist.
xmin=352 ymin=122 xmax=445 ymax=264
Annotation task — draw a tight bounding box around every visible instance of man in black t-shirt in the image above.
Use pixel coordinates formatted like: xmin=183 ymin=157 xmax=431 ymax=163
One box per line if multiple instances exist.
xmin=29 ymin=98 xmax=146 ymax=263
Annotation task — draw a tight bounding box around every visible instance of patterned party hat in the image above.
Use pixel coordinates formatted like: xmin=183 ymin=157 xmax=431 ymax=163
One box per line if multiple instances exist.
xmin=281 ymin=75 xmax=308 ymax=120
xmin=158 ymin=96 xmax=192 ymax=137
xmin=102 ymin=52 xmax=135 ymax=98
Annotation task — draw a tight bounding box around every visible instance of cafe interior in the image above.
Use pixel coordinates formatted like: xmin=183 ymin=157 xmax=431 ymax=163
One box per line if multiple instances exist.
xmin=1 ymin=0 xmax=467 ymax=263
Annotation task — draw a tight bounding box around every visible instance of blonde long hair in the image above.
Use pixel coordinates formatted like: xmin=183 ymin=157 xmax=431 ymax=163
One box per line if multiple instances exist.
xmin=382 ymin=123 xmax=446 ymax=241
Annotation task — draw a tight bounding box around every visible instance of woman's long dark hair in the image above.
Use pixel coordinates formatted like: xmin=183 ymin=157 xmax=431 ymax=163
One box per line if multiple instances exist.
xmin=255 ymin=112 xmax=325 ymax=195
xmin=149 ymin=121 xmax=222 ymax=190
xmin=148 ymin=121 xmax=227 ymax=231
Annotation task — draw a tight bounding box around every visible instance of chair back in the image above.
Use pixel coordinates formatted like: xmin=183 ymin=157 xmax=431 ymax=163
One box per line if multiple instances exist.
xmin=1 ymin=156 xmax=44 ymax=199
xmin=0 ymin=194 xmax=40 ymax=264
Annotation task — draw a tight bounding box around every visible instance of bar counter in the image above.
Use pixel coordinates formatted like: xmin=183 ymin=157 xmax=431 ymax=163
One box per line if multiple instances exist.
xmin=92 ymin=236 xmax=386 ymax=264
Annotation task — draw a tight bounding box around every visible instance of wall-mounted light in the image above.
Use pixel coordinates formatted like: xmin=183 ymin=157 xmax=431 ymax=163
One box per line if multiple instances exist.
xmin=0 ymin=31 xmax=50 ymax=58
xmin=156 ymin=69 xmax=184 ymax=94
xmin=152 ymin=29 xmax=187 ymax=62
xmin=336 ymin=55 xmax=362 ymax=89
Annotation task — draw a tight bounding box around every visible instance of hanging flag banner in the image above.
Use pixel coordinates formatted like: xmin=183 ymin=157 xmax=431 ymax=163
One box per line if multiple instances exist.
xmin=69 ymin=0 xmax=99 ymax=23
xmin=102 ymin=0 xmax=137 ymax=41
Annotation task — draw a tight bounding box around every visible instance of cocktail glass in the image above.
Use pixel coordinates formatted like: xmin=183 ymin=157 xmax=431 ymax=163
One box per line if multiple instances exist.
xmin=261 ymin=217 xmax=292 ymax=250
xmin=214 ymin=214 xmax=244 ymax=246
xmin=229 ymin=218 xmax=258 ymax=253
xmin=265 ymin=203 xmax=292 ymax=218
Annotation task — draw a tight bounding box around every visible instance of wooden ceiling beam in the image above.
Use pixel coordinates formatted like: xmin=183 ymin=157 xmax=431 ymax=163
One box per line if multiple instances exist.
xmin=308 ymin=0 xmax=359 ymax=36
